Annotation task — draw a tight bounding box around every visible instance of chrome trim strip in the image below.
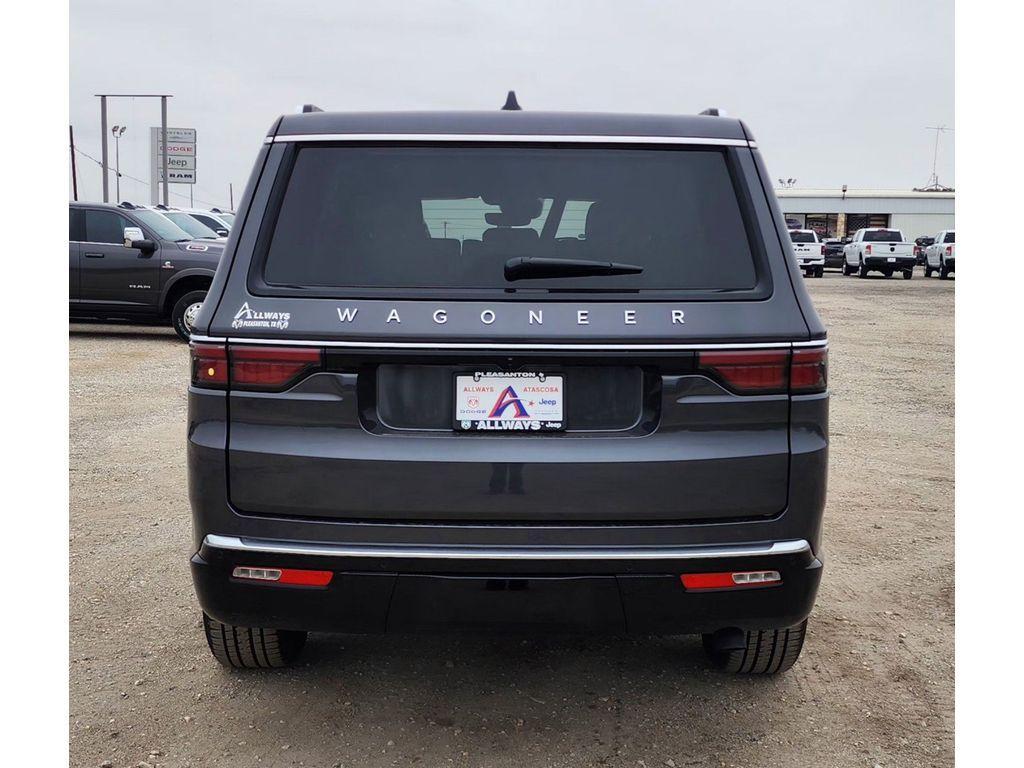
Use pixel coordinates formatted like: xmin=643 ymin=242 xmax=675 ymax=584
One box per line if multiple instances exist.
xmin=188 ymin=334 xmax=227 ymax=344
xmin=204 ymin=534 xmax=809 ymax=561
xmin=224 ymin=337 xmax=806 ymax=351
xmin=791 ymin=339 xmax=828 ymax=348
xmin=270 ymin=133 xmax=752 ymax=147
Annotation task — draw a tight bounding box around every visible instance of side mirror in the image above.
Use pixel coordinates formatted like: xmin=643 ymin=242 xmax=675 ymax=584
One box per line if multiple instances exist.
xmin=123 ymin=226 xmax=156 ymax=253
xmin=216 ymin=229 xmax=229 ymax=237
xmin=123 ymin=226 xmax=144 ymax=247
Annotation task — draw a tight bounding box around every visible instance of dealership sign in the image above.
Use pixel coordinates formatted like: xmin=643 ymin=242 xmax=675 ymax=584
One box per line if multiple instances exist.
xmin=150 ymin=126 xmax=196 ymax=201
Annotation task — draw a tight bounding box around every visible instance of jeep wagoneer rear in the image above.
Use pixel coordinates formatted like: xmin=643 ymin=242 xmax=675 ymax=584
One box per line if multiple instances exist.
xmin=187 ymin=107 xmax=828 ymax=674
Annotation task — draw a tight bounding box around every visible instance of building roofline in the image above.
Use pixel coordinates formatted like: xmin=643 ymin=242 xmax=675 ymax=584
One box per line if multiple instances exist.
xmin=776 ymin=188 xmax=954 ymax=199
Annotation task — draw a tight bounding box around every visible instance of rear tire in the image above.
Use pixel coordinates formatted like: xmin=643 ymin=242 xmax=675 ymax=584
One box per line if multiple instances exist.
xmin=924 ymin=264 xmax=934 ymax=277
xmin=815 ymin=266 xmax=824 ymax=278
xmin=940 ymin=260 xmax=951 ymax=280
xmin=702 ymin=620 xmax=808 ymax=675
xmin=858 ymin=260 xmax=869 ymax=278
xmin=171 ymin=289 xmax=208 ymax=342
xmin=842 ymin=262 xmax=854 ymax=276
xmin=202 ymin=613 xmax=307 ymax=669
xmin=902 ymin=268 xmax=913 ymax=280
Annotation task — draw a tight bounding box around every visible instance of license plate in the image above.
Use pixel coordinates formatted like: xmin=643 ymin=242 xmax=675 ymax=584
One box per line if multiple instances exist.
xmin=887 ymin=257 xmax=896 ymax=262
xmin=454 ymin=372 xmax=564 ymax=432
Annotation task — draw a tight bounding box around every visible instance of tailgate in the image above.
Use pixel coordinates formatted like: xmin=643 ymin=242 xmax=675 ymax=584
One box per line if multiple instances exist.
xmin=226 ymin=349 xmax=791 ymax=523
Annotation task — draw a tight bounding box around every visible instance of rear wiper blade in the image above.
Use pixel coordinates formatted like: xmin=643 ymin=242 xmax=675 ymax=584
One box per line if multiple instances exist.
xmin=504 ymin=257 xmax=644 ymax=281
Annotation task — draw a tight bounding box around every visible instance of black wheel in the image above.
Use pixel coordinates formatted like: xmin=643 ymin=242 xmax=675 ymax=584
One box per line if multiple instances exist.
xmin=924 ymin=264 xmax=934 ymax=277
xmin=202 ymin=613 xmax=307 ymax=669
xmin=902 ymin=268 xmax=913 ymax=280
xmin=815 ymin=267 xmax=824 ymax=278
xmin=171 ymin=289 xmax=208 ymax=342
xmin=858 ymin=260 xmax=869 ymax=278
xmin=842 ymin=262 xmax=855 ymax=276
xmin=882 ymin=269 xmax=893 ymax=278
xmin=702 ymin=620 xmax=808 ymax=675
xmin=939 ymin=260 xmax=951 ymax=280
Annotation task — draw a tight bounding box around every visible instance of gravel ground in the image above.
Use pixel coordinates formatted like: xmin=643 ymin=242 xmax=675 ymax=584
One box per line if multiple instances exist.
xmin=70 ymin=271 xmax=954 ymax=768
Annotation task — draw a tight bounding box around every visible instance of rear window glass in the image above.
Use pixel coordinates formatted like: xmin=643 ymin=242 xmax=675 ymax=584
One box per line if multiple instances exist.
xmin=863 ymin=229 xmax=903 ymax=242
xmin=260 ymin=146 xmax=758 ymax=294
xmin=789 ymin=231 xmax=816 ymax=243
xmin=943 ymin=231 xmax=955 ymax=243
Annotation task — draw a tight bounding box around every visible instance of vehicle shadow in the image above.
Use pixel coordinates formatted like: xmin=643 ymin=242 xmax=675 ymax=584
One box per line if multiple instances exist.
xmin=69 ymin=323 xmax=180 ymax=342
xmin=215 ymin=632 xmax=799 ymax=764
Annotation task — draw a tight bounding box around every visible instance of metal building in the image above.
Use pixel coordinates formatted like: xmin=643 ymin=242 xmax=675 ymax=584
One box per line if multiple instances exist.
xmin=777 ymin=188 xmax=954 ymax=240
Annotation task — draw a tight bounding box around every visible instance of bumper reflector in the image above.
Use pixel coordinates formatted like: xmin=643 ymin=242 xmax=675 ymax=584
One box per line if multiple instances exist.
xmin=232 ymin=566 xmax=333 ymax=587
xmin=680 ymin=570 xmax=782 ymax=591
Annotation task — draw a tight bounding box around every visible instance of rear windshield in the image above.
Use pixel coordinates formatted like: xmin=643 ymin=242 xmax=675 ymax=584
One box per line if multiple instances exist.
xmin=863 ymin=229 xmax=903 ymax=242
xmin=260 ymin=145 xmax=759 ymax=294
xmin=943 ymin=231 xmax=955 ymax=243
xmin=789 ymin=231 xmax=816 ymax=243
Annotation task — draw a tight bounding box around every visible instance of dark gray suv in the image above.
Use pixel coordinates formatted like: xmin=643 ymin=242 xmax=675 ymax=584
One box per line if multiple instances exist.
xmin=69 ymin=202 xmax=224 ymax=340
xmin=187 ymin=106 xmax=828 ymax=674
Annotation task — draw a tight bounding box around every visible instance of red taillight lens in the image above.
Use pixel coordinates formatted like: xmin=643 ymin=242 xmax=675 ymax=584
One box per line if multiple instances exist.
xmin=190 ymin=344 xmax=322 ymax=391
xmin=230 ymin=345 xmax=323 ymax=391
xmin=865 ymin=244 xmax=872 ymax=254
xmin=697 ymin=350 xmax=789 ymax=393
xmin=791 ymin=347 xmax=828 ymax=393
xmin=680 ymin=570 xmax=782 ymax=591
xmin=914 ymin=246 xmax=921 ymax=256
xmin=698 ymin=346 xmax=827 ymax=395
xmin=191 ymin=343 xmax=228 ymax=388
xmin=946 ymin=245 xmax=952 ymax=256
xmin=232 ymin=566 xmax=333 ymax=587
xmin=820 ymin=245 xmax=826 ymax=256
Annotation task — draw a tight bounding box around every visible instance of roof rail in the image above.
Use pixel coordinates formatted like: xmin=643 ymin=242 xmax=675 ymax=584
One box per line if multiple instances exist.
xmin=299 ymin=104 xmax=323 ymax=113
xmin=699 ymin=107 xmax=728 ymax=117
xmin=501 ymin=91 xmax=522 ymax=111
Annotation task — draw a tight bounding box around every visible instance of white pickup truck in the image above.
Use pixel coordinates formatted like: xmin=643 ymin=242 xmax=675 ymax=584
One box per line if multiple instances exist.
xmin=788 ymin=229 xmax=825 ymax=278
xmin=924 ymin=229 xmax=955 ymax=279
xmin=842 ymin=228 xmax=916 ymax=279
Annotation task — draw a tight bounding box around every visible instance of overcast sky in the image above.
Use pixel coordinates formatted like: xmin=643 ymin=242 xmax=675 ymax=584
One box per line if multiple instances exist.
xmin=70 ymin=0 xmax=954 ymax=209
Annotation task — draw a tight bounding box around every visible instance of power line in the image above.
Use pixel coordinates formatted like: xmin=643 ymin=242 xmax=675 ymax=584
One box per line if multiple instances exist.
xmin=73 ymin=147 xmax=224 ymax=208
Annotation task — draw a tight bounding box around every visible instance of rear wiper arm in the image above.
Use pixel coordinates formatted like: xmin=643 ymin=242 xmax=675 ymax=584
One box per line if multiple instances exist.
xmin=504 ymin=256 xmax=644 ymax=281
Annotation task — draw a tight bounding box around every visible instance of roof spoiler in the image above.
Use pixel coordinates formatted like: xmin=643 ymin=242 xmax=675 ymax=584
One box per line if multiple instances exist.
xmin=699 ymin=107 xmax=728 ymax=117
xmin=298 ymin=104 xmax=323 ymax=113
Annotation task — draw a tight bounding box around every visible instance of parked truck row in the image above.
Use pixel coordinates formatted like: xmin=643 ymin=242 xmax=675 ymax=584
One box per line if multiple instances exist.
xmin=788 ymin=227 xmax=955 ymax=281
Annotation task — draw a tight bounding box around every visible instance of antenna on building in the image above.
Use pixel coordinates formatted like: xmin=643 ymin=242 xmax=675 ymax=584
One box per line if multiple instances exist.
xmin=501 ymin=91 xmax=522 ymax=111
xmin=916 ymin=125 xmax=955 ymax=191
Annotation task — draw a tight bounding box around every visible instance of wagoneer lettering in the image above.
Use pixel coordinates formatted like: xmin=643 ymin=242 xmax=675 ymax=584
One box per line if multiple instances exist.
xmin=187 ymin=104 xmax=828 ymax=675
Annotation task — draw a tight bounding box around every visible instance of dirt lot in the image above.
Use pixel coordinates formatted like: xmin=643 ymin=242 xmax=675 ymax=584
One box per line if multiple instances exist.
xmin=70 ymin=271 xmax=954 ymax=768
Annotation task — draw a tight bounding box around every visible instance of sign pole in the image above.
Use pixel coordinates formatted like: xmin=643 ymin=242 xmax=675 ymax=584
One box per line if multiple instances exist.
xmin=229 ymin=183 xmax=233 ymax=210
xmin=100 ymin=96 xmax=109 ymax=202
xmin=160 ymin=96 xmax=169 ymax=206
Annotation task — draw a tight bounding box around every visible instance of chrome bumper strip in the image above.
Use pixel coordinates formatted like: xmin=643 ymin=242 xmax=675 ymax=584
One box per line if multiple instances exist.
xmin=203 ymin=534 xmax=811 ymax=562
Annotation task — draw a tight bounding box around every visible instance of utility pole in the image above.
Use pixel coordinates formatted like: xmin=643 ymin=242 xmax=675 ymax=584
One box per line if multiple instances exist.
xmin=229 ymin=183 xmax=234 ymax=210
xmin=69 ymin=125 xmax=78 ymax=201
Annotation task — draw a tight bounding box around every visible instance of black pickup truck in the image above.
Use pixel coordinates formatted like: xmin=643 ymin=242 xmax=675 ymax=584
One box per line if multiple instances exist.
xmin=69 ymin=202 xmax=225 ymax=340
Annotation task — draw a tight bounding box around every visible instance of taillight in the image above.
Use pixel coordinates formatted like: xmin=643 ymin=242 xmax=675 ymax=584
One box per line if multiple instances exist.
xmin=697 ymin=346 xmax=827 ymax=395
xmin=191 ymin=343 xmax=228 ymax=388
xmin=914 ymin=246 xmax=921 ymax=256
xmin=865 ymin=244 xmax=872 ymax=254
xmin=697 ymin=350 xmax=789 ymax=393
xmin=820 ymin=245 xmax=826 ymax=256
xmin=791 ymin=347 xmax=828 ymax=393
xmin=190 ymin=344 xmax=322 ymax=391
xmin=230 ymin=346 xmax=322 ymax=391
xmin=946 ymin=246 xmax=952 ymax=256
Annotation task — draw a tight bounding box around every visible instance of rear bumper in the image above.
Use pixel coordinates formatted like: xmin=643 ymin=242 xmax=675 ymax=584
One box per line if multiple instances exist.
xmin=864 ymin=256 xmax=915 ymax=269
xmin=192 ymin=534 xmax=822 ymax=634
